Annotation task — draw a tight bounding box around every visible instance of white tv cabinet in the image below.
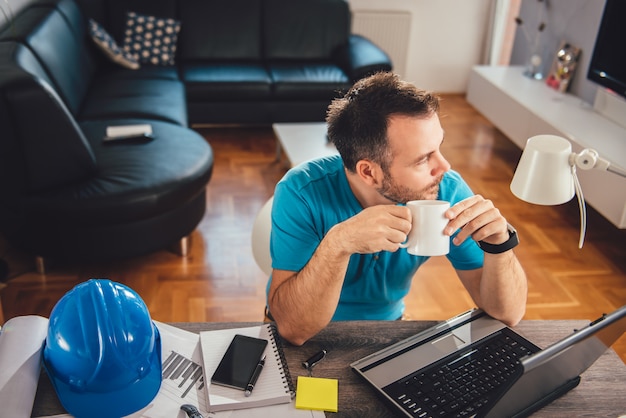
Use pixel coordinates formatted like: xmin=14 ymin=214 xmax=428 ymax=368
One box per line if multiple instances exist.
xmin=467 ymin=65 xmax=626 ymax=229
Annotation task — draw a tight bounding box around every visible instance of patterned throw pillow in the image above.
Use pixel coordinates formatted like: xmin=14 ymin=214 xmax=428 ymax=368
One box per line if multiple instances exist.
xmin=88 ymin=19 xmax=140 ymax=70
xmin=122 ymin=11 xmax=181 ymax=66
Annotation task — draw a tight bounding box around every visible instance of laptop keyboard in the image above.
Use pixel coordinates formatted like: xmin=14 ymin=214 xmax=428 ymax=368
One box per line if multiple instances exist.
xmin=383 ymin=329 xmax=540 ymax=418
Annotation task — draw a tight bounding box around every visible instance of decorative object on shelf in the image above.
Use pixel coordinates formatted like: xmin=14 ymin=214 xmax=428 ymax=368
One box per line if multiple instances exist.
xmin=515 ymin=0 xmax=548 ymax=80
xmin=545 ymin=42 xmax=581 ymax=92
xmin=510 ymin=134 xmax=626 ymax=249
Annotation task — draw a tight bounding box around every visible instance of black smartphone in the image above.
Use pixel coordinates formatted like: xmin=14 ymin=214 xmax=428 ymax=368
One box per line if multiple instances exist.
xmin=211 ymin=334 xmax=268 ymax=390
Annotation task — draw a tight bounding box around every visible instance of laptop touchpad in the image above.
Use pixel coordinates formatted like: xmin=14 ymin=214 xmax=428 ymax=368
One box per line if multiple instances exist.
xmin=432 ymin=333 xmax=466 ymax=353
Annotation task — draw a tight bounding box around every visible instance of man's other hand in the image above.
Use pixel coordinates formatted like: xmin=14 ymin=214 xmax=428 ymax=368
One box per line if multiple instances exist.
xmin=329 ymin=205 xmax=412 ymax=255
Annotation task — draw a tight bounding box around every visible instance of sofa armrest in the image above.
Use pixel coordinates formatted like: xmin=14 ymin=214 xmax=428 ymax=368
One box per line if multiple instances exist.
xmin=3 ymin=74 xmax=97 ymax=192
xmin=333 ymin=34 xmax=393 ymax=82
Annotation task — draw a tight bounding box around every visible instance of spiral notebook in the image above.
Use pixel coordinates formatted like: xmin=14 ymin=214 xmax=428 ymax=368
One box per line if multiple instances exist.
xmin=199 ymin=324 xmax=295 ymax=412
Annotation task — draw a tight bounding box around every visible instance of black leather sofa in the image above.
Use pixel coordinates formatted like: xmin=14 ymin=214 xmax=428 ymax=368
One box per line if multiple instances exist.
xmin=0 ymin=0 xmax=391 ymax=269
xmin=89 ymin=0 xmax=393 ymax=124
xmin=0 ymin=0 xmax=214 ymax=268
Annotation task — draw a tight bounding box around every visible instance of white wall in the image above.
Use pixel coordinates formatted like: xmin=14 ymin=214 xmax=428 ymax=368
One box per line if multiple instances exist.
xmin=348 ymin=0 xmax=492 ymax=93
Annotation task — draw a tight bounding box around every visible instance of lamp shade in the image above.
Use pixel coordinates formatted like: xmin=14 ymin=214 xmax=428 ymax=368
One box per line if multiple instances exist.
xmin=510 ymin=135 xmax=575 ymax=205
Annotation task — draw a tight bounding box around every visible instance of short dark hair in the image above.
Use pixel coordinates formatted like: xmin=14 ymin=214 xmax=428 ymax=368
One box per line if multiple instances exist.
xmin=326 ymin=72 xmax=440 ymax=172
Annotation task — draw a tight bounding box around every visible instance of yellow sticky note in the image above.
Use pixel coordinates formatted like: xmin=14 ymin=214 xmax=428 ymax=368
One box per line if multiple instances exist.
xmin=295 ymin=376 xmax=338 ymax=412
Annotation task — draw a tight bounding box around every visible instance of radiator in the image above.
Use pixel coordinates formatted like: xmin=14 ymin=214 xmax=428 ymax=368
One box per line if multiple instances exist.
xmin=351 ymin=10 xmax=412 ymax=77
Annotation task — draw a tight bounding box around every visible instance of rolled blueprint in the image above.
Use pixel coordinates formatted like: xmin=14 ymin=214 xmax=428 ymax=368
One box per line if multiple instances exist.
xmin=0 ymin=315 xmax=49 ymax=418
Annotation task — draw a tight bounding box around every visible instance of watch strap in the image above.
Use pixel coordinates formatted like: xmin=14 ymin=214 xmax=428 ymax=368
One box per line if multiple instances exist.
xmin=477 ymin=223 xmax=519 ymax=254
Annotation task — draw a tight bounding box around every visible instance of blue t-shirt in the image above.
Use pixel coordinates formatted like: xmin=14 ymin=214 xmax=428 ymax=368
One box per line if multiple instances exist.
xmin=268 ymin=155 xmax=484 ymax=320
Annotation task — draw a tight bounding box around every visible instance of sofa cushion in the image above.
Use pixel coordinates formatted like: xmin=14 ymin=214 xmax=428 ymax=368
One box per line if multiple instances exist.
xmin=263 ymin=0 xmax=350 ymax=60
xmin=0 ymin=43 xmax=97 ymax=193
xmin=178 ymin=0 xmax=262 ymax=61
xmin=96 ymin=65 xmax=180 ymax=81
xmin=122 ymin=11 xmax=181 ymax=66
xmin=333 ymin=34 xmax=393 ymax=81
xmin=182 ymin=62 xmax=272 ymax=101
xmin=268 ymin=63 xmax=351 ymax=100
xmin=80 ymin=78 xmax=188 ymax=126
xmin=88 ymin=18 xmax=139 ymax=70
xmin=10 ymin=7 xmax=96 ymax=116
xmin=52 ymin=0 xmax=109 ymax=74
xmin=0 ymin=36 xmax=54 ymax=91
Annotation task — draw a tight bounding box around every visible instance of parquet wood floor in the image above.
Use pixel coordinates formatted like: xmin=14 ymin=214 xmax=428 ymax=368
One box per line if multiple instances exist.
xmin=1 ymin=94 xmax=625 ymax=363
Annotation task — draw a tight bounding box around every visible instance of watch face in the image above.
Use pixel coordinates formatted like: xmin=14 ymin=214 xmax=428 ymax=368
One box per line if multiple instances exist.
xmin=506 ymin=222 xmax=517 ymax=234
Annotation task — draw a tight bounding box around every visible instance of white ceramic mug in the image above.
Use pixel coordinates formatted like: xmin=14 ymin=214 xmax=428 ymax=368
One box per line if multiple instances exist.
xmin=399 ymin=200 xmax=450 ymax=256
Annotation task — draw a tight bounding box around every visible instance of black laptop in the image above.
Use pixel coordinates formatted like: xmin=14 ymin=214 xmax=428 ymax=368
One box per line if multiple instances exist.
xmin=351 ymin=305 xmax=626 ymax=418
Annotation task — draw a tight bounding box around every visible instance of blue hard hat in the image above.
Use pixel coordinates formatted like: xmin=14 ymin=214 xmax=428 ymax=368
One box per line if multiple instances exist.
xmin=43 ymin=279 xmax=162 ymax=418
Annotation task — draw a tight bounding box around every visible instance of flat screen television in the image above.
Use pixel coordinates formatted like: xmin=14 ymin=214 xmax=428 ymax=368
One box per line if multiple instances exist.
xmin=587 ymin=0 xmax=626 ymax=100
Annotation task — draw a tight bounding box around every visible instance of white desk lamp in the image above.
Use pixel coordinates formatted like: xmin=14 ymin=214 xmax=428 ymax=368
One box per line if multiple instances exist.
xmin=510 ymin=134 xmax=626 ymax=248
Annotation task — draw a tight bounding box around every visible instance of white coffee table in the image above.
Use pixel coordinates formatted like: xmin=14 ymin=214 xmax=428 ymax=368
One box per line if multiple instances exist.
xmin=272 ymin=123 xmax=338 ymax=167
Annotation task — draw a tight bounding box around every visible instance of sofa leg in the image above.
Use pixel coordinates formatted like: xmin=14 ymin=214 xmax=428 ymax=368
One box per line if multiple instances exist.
xmin=170 ymin=235 xmax=190 ymax=257
xmin=35 ymin=256 xmax=46 ymax=275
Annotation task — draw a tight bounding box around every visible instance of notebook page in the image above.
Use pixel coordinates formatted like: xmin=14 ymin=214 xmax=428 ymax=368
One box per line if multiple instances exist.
xmin=199 ymin=324 xmax=292 ymax=412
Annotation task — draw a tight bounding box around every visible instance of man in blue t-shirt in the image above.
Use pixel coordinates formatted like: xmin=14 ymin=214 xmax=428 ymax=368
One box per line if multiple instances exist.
xmin=267 ymin=73 xmax=527 ymax=346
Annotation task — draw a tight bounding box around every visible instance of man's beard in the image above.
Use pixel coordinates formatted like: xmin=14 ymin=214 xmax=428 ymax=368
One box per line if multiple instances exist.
xmin=377 ymin=171 xmax=444 ymax=204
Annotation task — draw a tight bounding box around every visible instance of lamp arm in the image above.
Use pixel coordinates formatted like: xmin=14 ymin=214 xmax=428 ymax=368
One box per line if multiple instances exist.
xmin=570 ymin=148 xmax=626 ymax=178
xmin=607 ymin=165 xmax=626 ymax=178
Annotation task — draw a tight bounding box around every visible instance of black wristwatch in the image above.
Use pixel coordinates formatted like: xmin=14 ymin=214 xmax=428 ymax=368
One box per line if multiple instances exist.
xmin=477 ymin=223 xmax=519 ymax=254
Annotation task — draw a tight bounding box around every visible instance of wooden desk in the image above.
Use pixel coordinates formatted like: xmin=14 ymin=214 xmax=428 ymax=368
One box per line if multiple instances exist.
xmin=32 ymin=320 xmax=626 ymax=417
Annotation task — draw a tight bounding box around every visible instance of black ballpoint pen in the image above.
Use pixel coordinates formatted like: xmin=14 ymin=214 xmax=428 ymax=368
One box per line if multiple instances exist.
xmin=245 ymin=354 xmax=266 ymax=397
